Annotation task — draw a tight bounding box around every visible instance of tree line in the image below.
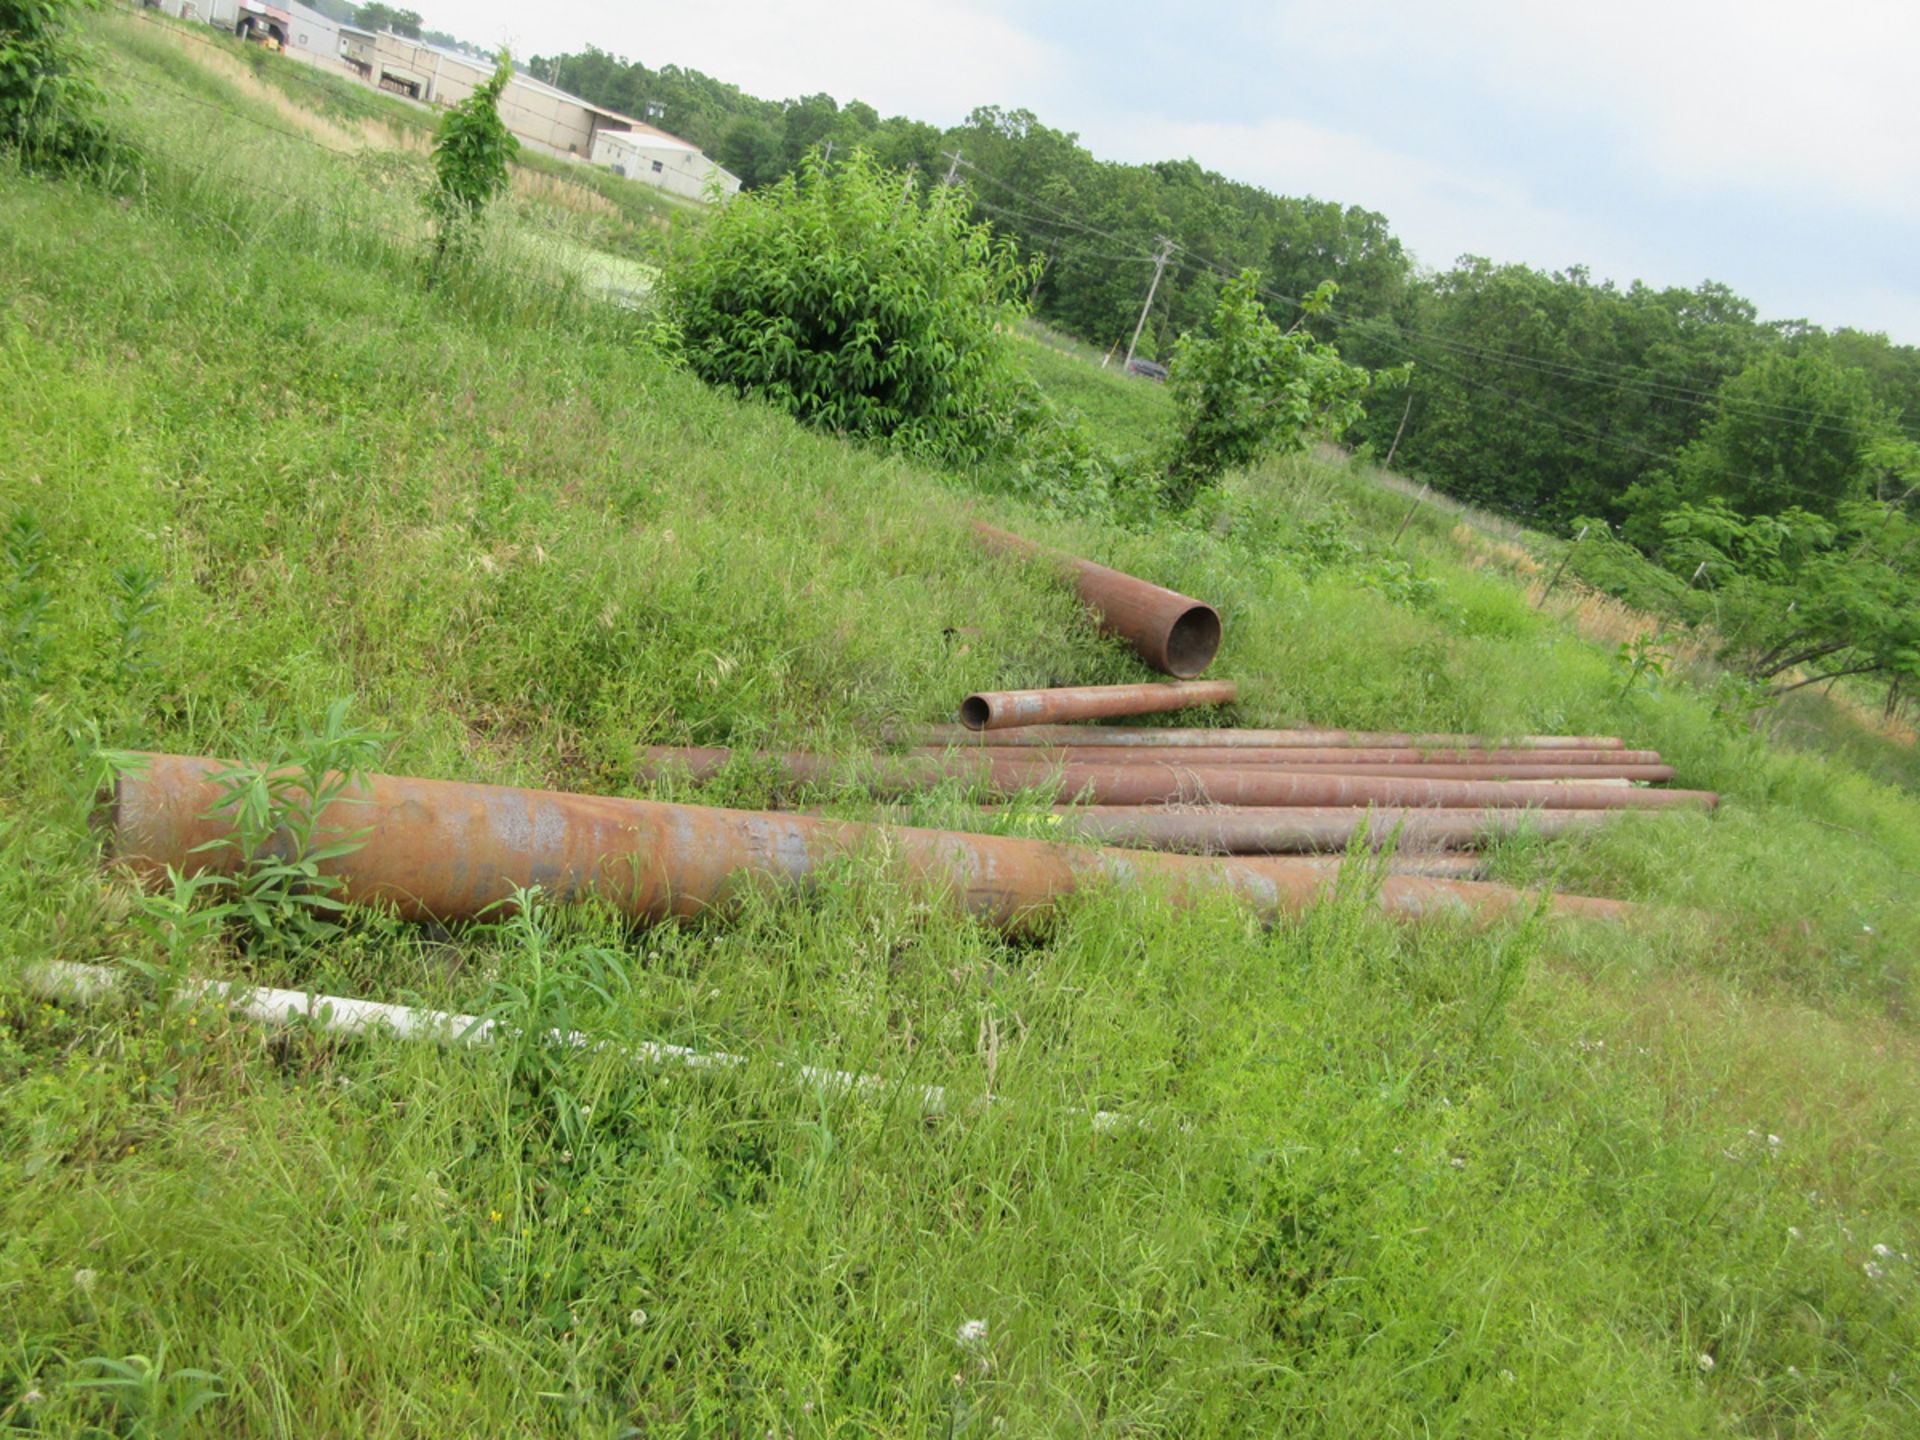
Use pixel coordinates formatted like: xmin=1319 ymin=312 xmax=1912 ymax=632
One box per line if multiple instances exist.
xmin=533 ymin=46 xmax=1920 ymax=709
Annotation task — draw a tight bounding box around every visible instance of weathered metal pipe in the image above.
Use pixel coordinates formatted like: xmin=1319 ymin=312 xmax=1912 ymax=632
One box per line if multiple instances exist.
xmin=1052 ymin=805 xmax=1609 ymax=853
xmin=637 ymin=747 xmax=1716 ymax=811
xmin=916 ymin=744 xmax=1664 ymax=767
xmin=971 ymin=521 xmax=1222 ymax=677
xmin=114 ymin=754 xmax=1636 ymax=931
xmin=920 ymin=753 xmax=1675 ymax=782
xmin=959 ymin=680 xmax=1238 ymax=731
xmin=915 ymin=724 xmax=1627 ymax=750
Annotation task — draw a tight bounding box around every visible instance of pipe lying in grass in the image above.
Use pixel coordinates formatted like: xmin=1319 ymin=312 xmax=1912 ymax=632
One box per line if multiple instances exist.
xmin=20 ymin=961 xmax=959 ymax=1118
xmin=112 ymin=753 xmax=1639 ymax=932
xmin=911 ymin=750 xmax=1674 ymax=783
xmin=971 ymin=521 xmax=1222 ymax=678
xmin=959 ymin=680 xmax=1238 ymax=731
xmin=637 ymin=747 xmax=1714 ymax=812
xmin=916 ymin=724 xmax=1628 ymax=750
xmin=1051 ymin=805 xmax=1610 ymax=854
xmin=920 ymin=745 xmax=1662 ymax=767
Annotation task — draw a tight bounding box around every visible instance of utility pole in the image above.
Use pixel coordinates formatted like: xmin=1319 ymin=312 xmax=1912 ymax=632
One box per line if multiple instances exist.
xmin=1391 ymin=482 xmax=1429 ymax=548
xmin=1124 ymin=237 xmax=1174 ymax=372
xmin=941 ymin=149 xmax=963 ymax=185
xmin=1535 ymin=523 xmax=1591 ymax=608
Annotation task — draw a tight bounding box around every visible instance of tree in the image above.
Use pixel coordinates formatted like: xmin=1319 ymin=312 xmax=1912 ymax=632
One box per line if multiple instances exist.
xmin=1160 ymin=271 xmax=1375 ymax=508
xmin=423 ymin=52 xmax=518 ymax=275
xmin=666 ymin=148 xmax=1035 ymax=466
xmin=355 ymin=3 xmax=421 ymax=38
xmin=0 ymin=0 xmax=110 ymax=168
xmin=1659 ymin=498 xmax=1920 ymax=698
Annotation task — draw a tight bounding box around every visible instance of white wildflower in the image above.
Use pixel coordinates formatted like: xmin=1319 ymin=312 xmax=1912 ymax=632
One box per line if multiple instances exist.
xmin=957 ymin=1318 xmax=989 ymax=1347
xmin=20 ymin=1390 xmax=43 ymax=1406
xmin=1787 ymin=1366 xmax=1800 ymax=1378
xmin=1871 ymin=1243 xmax=1894 ymax=1258
xmin=629 ymin=1308 xmax=648 ymax=1329
xmin=72 ymin=1269 xmax=97 ymax=1293
xmin=1697 ymin=1353 xmax=1716 ymax=1372
xmin=1864 ymin=1262 xmax=1887 ymax=1281
xmin=1767 ymin=1134 xmax=1782 ymax=1150
xmin=1788 ymin=1226 xmax=1803 ymax=1240
xmin=1449 ymin=1156 xmax=1467 ymax=1170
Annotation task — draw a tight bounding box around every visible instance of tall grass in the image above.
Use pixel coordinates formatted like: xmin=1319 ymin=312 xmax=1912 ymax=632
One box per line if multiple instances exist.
xmin=1 ymin=18 xmax=1918 ymax=1434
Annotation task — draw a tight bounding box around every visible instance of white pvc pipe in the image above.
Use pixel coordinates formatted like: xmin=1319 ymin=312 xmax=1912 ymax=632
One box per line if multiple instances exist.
xmin=23 ymin=962 xmax=1129 ymax=1128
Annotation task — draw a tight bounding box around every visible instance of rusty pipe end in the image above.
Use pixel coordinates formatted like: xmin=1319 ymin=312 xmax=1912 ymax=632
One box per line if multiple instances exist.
xmin=957 ymin=695 xmax=994 ymax=731
xmin=1164 ymin=604 xmax=1222 ymax=678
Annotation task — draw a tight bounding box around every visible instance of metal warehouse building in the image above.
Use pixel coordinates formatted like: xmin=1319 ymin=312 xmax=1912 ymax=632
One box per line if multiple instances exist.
xmin=590 ymin=128 xmax=741 ymax=202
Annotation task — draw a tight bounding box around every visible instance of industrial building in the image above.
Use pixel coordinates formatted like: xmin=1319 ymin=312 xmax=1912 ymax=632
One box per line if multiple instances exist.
xmin=590 ymin=127 xmax=741 ymax=202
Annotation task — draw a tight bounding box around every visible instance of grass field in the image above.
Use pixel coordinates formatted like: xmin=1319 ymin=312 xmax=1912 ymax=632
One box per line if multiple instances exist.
xmin=2 ymin=14 xmax=1919 ymax=1436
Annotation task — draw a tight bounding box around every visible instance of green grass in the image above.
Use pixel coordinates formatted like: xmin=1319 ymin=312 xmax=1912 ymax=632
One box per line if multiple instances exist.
xmin=1017 ymin=321 xmax=1174 ymax=463
xmin=2 ymin=18 xmax=1920 ymax=1435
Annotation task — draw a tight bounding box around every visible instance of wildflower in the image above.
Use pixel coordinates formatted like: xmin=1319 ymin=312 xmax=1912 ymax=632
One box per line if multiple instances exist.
xmin=1871 ymin=1243 xmax=1894 ymax=1258
xmin=72 ymin=1269 xmax=97 ymax=1293
xmin=1787 ymin=1366 xmax=1800 ymax=1378
xmin=1449 ymin=1156 xmax=1467 ymax=1170
xmin=803 ymin=1401 xmax=814 ymax=1415
xmin=488 ymin=1209 xmax=503 ymax=1225
xmin=21 ymin=1389 xmax=43 ymax=1406
xmin=957 ymin=1319 xmax=988 ymax=1347
xmin=629 ymin=1308 xmax=648 ymax=1329
xmin=1864 ymin=1262 xmax=1888 ymax=1281
xmin=952 ymin=1373 xmax=964 ymax=1387
xmin=1767 ymin=1134 xmax=1782 ymax=1150
xmin=1788 ymin=1226 xmax=1802 ymax=1240
xmin=1697 ymin=1353 xmax=1715 ymax=1372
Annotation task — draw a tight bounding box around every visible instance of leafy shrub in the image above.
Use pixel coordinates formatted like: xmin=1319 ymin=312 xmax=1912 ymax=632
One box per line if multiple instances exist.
xmin=0 ymin=0 xmax=110 ymax=168
xmin=425 ymin=51 xmax=518 ymax=272
xmin=1160 ymin=272 xmax=1375 ymax=509
xmin=666 ymin=148 xmax=1036 ymax=466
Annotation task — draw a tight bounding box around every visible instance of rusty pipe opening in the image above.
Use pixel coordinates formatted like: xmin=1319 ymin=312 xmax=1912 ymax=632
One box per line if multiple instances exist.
xmin=957 ymin=694 xmax=995 ymax=730
xmin=1164 ymin=605 xmax=1222 ymax=678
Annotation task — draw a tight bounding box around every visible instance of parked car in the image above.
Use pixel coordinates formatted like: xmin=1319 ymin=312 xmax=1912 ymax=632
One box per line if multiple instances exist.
xmin=1124 ymin=357 xmax=1169 ymax=382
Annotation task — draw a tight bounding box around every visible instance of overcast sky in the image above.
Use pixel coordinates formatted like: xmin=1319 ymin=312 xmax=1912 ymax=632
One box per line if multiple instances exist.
xmin=442 ymin=0 xmax=1920 ymax=343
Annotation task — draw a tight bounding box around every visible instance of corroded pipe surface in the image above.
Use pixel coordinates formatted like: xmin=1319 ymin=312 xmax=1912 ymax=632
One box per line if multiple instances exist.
xmin=1053 ymin=805 xmax=1609 ymax=853
xmin=931 ymin=757 xmax=1676 ymax=782
xmin=971 ymin=521 xmax=1222 ymax=678
xmin=917 ymin=744 xmax=1664 ymax=767
xmin=960 ymin=681 xmax=1238 ymax=731
xmin=916 ymin=724 xmax=1627 ymax=750
xmin=638 ymin=747 xmax=1714 ymax=811
xmin=111 ymin=754 xmax=1635 ymax=930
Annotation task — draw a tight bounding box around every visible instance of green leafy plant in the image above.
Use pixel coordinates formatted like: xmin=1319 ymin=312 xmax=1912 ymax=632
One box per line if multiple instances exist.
xmin=666 ymin=147 xmax=1036 ymax=466
xmin=69 ymin=1344 xmax=223 ymax=1439
xmin=194 ymin=700 xmax=389 ymax=951
xmin=0 ymin=0 xmax=110 ymax=169
xmin=1160 ymin=272 xmax=1376 ymax=509
xmin=424 ymin=51 xmax=519 ymax=275
xmin=105 ymin=561 xmax=160 ymax=685
xmin=1613 ymin=633 xmax=1671 ymax=701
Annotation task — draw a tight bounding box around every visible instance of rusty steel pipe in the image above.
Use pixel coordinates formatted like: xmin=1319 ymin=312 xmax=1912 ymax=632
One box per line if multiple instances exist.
xmin=1052 ymin=805 xmax=1610 ymax=854
xmin=971 ymin=521 xmax=1222 ymax=677
xmin=959 ymin=680 xmax=1238 ymax=731
xmin=915 ymin=752 xmax=1674 ymax=782
xmin=915 ymin=724 xmax=1627 ymax=750
xmin=637 ymin=747 xmax=1716 ymax=812
xmin=111 ymin=754 xmax=1636 ymax=931
xmin=915 ymin=744 xmax=1663 ymax=767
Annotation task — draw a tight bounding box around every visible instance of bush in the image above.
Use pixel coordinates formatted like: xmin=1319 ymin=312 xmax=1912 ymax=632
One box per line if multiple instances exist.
xmin=0 ymin=0 xmax=111 ymax=168
xmin=1161 ymin=271 xmax=1374 ymax=509
xmin=424 ymin=51 xmax=517 ymax=273
xmin=666 ymin=148 xmax=1035 ymax=466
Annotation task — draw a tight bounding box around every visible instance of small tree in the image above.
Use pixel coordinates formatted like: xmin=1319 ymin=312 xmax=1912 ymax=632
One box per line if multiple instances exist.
xmin=1161 ymin=271 xmax=1375 ymax=509
xmin=0 ymin=0 xmax=110 ymax=169
xmin=424 ymin=52 xmax=518 ymax=276
xmin=665 ymin=147 xmax=1035 ymax=466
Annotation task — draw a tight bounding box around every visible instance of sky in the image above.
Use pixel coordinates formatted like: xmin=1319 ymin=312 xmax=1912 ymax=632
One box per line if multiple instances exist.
xmin=439 ymin=0 xmax=1920 ymax=343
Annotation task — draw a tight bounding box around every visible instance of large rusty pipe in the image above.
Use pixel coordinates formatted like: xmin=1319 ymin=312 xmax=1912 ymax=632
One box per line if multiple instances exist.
xmin=915 ymin=744 xmax=1663 ymax=767
xmin=917 ymin=753 xmax=1674 ymax=782
xmin=915 ymin=724 xmax=1627 ymax=750
xmin=112 ymin=754 xmax=1636 ymax=930
xmin=637 ymin=747 xmax=1716 ymax=812
xmin=1053 ymin=805 xmax=1610 ymax=853
xmin=960 ymin=680 xmax=1238 ymax=731
xmin=971 ymin=521 xmax=1222 ymax=678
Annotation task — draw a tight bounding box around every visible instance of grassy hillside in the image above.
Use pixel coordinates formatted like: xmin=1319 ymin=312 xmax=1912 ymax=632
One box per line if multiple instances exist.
xmin=2 ymin=15 xmax=1918 ymax=1435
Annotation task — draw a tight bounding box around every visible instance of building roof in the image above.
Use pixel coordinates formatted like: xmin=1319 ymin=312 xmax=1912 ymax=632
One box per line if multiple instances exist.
xmin=598 ymin=127 xmax=700 ymax=155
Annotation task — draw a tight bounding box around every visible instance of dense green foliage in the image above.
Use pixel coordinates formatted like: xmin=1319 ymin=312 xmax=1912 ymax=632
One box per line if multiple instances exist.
xmin=1162 ymin=273 xmax=1373 ymax=508
xmin=3 ymin=17 xmax=1920 ymax=1434
xmin=0 ymin=0 xmax=108 ymax=167
xmin=666 ymin=149 xmax=1034 ymax=465
xmin=424 ymin=52 xmax=518 ymax=269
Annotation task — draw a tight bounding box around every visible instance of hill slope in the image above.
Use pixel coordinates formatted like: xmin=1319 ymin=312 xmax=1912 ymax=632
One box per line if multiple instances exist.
xmin=1 ymin=15 xmax=1918 ymax=1435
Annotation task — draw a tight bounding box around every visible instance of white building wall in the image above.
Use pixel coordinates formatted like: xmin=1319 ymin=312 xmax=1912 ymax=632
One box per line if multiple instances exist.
xmin=591 ymin=130 xmax=741 ymax=201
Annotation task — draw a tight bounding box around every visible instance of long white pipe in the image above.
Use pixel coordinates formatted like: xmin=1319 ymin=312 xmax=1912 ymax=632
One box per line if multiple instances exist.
xmin=23 ymin=962 xmax=1128 ymax=1128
